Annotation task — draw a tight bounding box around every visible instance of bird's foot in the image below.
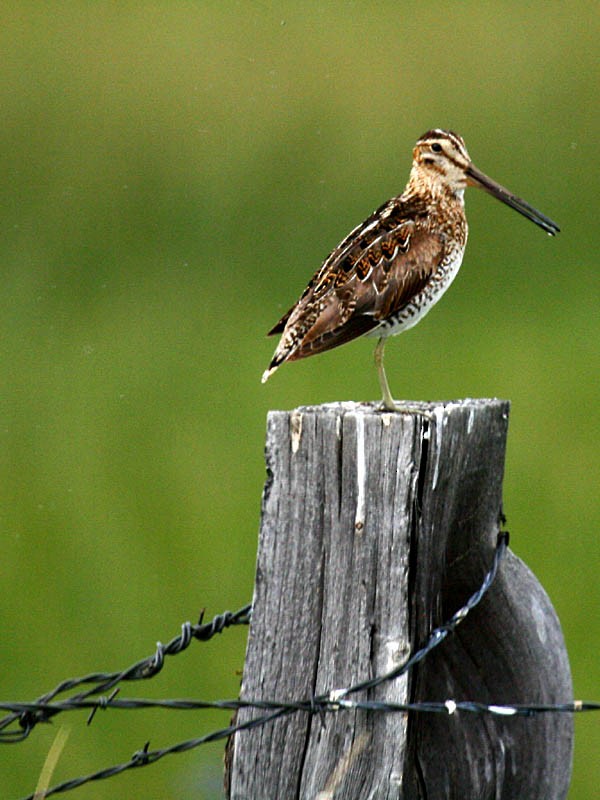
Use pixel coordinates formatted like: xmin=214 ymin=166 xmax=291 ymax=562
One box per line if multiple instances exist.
xmin=376 ymin=400 xmax=435 ymax=420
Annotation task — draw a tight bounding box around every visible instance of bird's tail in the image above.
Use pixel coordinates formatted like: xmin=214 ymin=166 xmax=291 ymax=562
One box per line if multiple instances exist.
xmin=261 ymin=364 xmax=278 ymax=383
xmin=261 ymin=343 xmax=292 ymax=383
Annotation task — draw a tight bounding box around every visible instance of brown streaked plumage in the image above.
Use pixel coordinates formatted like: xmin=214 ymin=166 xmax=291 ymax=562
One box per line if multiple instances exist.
xmin=262 ymin=129 xmax=559 ymax=410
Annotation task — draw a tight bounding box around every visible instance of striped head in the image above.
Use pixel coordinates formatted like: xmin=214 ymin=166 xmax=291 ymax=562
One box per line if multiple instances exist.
xmin=410 ymin=129 xmax=471 ymax=196
xmin=409 ymin=128 xmax=559 ymax=235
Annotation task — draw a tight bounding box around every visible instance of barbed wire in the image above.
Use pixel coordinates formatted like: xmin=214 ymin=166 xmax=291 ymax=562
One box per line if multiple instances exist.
xmin=16 ymin=696 xmax=599 ymax=800
xmin=5 ymin=532 xmax=598 ymax=799
xmin=17 ymin=708 xmax=289 ymax=800
xmin=3 ymin=694 xmax=598 ymax=723
xmin=0 ymin=603 xmax=251 ymax=744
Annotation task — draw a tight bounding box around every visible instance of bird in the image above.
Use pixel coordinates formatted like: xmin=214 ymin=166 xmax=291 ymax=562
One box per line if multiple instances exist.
xmin=262 ymin=129 xmax=559 ymax=411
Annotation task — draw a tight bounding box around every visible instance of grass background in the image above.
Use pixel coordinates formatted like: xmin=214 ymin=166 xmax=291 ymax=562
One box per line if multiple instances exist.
xmin=1 ymin=3 xmax=598 ymax=798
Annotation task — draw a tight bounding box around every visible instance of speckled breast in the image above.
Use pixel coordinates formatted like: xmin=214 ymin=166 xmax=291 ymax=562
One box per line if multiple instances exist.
xmin=370 ymin=243 xmax=467 ymax=339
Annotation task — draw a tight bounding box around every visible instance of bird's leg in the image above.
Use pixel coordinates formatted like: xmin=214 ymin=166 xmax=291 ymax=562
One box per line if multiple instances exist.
xmin=374 ymin=337 xmax=433 ymax=418
xmin=374 ymin=338 xmax=396 ymax=411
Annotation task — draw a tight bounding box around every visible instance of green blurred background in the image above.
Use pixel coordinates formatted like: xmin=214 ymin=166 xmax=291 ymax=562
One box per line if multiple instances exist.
xmin=1 ymin=3 xmax=598 ymax=798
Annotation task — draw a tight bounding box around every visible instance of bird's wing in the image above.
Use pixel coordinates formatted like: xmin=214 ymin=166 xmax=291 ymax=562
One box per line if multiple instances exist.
xmin=267 ymin=197 xmax=412 ymax=336
xmin=267 ymin=197 xmax=444 ymax=365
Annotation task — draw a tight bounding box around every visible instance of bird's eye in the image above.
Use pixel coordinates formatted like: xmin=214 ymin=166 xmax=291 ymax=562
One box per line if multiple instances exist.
xmin=431 ymin=142 xmax=442 ymax=153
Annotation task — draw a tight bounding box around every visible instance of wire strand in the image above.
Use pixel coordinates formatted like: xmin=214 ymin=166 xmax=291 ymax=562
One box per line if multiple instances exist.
xmin=5 ymin=532 xmax=597 ymax=800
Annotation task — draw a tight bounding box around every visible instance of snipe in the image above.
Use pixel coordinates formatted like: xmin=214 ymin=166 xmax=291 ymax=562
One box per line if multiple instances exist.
xmin=262 ymin=129 xmax=559 ymax=411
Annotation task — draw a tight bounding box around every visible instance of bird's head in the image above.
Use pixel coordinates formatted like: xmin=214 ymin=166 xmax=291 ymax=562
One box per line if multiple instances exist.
xmin=409 ymin=128 xmax=559 ymax=235
xmin=411 ymin=129 xmax=471 ymax=197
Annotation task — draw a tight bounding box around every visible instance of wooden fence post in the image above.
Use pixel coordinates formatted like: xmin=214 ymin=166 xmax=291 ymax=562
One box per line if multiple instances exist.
xmin=227 ymin=400 xmax=573 ymax=799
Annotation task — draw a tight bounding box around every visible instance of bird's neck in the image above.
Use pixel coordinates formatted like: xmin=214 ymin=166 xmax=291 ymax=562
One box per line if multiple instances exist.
xmin=405 ymin=168 xmax=466 ymax=206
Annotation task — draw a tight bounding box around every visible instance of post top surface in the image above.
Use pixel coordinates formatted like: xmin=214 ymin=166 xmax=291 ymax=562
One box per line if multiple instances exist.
xmin=269 ymin=398 xmax=509 ymax=418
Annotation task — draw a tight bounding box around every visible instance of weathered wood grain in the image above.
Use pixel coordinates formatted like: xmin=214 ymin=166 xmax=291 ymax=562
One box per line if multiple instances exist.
xmin=227 ymin=400 xmax=573 ymax=800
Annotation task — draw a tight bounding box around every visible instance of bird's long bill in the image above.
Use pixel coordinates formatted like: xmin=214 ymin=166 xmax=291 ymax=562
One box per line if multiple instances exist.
xmin=466 ymin=164 xmax=560 ymax=235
